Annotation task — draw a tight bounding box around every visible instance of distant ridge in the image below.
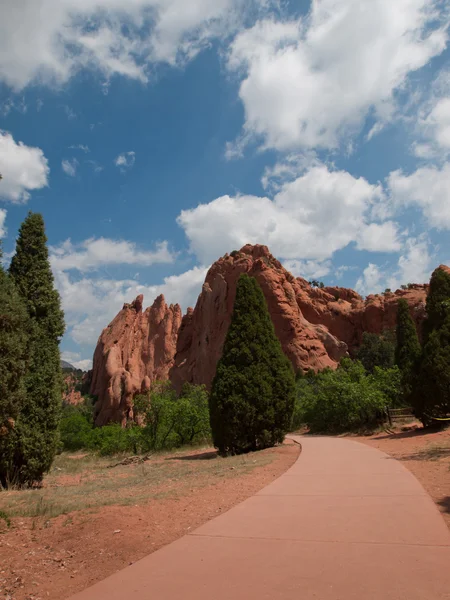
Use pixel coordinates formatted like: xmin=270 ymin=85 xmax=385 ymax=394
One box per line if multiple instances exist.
xmin=61 ymin=360 xmax=75 ymax=371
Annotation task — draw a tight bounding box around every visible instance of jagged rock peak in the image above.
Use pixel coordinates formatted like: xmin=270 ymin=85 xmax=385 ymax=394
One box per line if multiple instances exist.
xmin=90 ymin=293 xmax=182 ymax=426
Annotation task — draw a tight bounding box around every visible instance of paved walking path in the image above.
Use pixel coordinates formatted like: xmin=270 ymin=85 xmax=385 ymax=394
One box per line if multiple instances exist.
xmin=70 ymin=437 xmax=450 ymax=600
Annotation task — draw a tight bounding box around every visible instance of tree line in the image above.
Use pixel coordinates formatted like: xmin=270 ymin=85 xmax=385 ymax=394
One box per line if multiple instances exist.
xmin=2 ymin=222 xmax=449 ymax=484
xmin=293 ymin=269 xmax=450 ymax=434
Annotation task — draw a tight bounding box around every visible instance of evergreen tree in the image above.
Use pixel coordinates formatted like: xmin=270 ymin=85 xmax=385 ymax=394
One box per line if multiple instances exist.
xmin=9 ymin=212 xmax=65 ymax=485
xmin=356 ymin=331 xmax=395 ymax=374
xmin=415 ymin=306 xmax=450 ymax=423
xmin=423 ymin=266 xmax=450 ymax=341
xmin=0 ymin=254 xmax=29 ymax=487
xmin=413 ymin=267 xmax=450 ymax=423
xmin=395 ymin=299 xmax=421 ymax=402
xmin=209 ymin=274 xmax=295 ymax=455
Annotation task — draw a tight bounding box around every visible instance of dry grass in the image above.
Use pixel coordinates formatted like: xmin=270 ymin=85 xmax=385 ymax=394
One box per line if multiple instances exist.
xmin=405 ymin=442 xmax=450 ymax=462
xmin=0 ymin=446 xmax=275 ymax=521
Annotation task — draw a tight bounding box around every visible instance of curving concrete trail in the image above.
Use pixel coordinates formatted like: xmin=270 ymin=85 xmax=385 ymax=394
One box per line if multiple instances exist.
xmin=69 ymin=436 xmax=450 ymax=600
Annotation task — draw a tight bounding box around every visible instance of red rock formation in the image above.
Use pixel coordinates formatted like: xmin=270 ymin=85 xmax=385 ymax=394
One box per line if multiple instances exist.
xmin=170 ymin=245 xmax=348 ymax=392
xmin=169 ymin=245 xmax=428 ymax=392
xmin=90 ymin=244 xmax=433 ymax=424
xmin=293 ymin=280 xmax=428 ymax=352
xmin=90 ymin=294 xmax=182 ymax=426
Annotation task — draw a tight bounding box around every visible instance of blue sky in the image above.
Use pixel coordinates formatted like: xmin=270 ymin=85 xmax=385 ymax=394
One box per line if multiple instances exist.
xmin=1 ymin=0 xmax=450 ymax=369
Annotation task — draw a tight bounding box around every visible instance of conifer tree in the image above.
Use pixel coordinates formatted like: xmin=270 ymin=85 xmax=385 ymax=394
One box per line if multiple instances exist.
xmin=395 ymin=299 xmax=421 ymax=401
xmin=356 ymin=331 xmax=395 ymax=373
xmin=423 ymin=266 xmax=450 ymax=341
xmin=415 ymin=306 xmax=450 ymax=423
xmin=0 ymin=254 xmax=29 ymax=487
xmin=209 ymin=274 xmax=295 ymax=455
xmin=413 ymin=267 xmax=450 ymax=424
xmin=9 ymin=212 xmax=65 ymax=485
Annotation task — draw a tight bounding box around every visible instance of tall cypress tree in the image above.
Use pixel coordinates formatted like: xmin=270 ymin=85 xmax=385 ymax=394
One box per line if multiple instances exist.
xmin=415 ymin=306 xmax=450 ymax=423
xmin=9 ymin=212 xmax=65 ymax=485
xmin=0 ymin=254 xmax=29 ymax=487
xmin=395 ymin=299 xmax=421 ymax=402
xmin=423 ymin=266 xmax=450 ymax=342
xmin=209 ymin=273 xmax=295 ymax=455
xmin=413 ymin=267 xmax=450 ymax=424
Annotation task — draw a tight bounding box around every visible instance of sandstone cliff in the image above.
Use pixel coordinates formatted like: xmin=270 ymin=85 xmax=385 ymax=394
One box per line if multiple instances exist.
xmin=170 ymin=245 xmax=348 ymax=391
xmin=90 ymin=244 xmax=430 ymax=424
xmin=170 ymin=245 xmax=428 ymax=391
xmin=90 ymin=294 xmax=182 ymax=426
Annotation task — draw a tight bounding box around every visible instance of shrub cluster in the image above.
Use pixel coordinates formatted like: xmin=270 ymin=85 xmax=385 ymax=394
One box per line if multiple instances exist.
xmin=292 ymin=359 xmax=401 ymax=434
xmin=60 ymin=383 xmax=211 ymax=455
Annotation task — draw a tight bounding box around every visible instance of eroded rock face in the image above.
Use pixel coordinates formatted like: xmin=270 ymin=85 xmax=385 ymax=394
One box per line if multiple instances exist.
xmin=90 ymin=294 xmax=182 ymax=426
xmin=169 ymin=245 xmax=428 ymax=391
xmin=293 ymin=280 xmax=428 ymax=352
xmin=91 ymin=244 xmax=431 ymax=424
xmin=169 ymin=245 xmax=348 ymax=391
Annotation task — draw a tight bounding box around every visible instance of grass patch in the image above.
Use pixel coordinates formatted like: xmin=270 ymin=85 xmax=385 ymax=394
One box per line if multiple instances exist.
xmin=0 ymin=446 xmax=276 ymax=520
xmin=398 ymin=443 xmax=450 ymax=462
xmin=0 ymin=509 xmax=11 ymax=529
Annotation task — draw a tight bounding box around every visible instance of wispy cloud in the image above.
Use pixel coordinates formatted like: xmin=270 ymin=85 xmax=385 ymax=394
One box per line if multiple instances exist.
xmin=69 ymin=144 xmax=90 ymax=153
xmin=114 ymin=151 xmax=135 ymax=172
xmin=61 ymin=158 xmax=78 ymax=177
xmin=86 ymin=159 xmax=103 ymax=173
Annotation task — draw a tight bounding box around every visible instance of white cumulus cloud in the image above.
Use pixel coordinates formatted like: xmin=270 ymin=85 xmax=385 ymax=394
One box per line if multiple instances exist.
xmin=178 ymin=164 xmax=399 ymax=264
xmin=0 ymin=0 xmax=271 ymax=91
xmin=50 ymin=237 xmax=175 ymax=272
xmin=388 ymin=162 xmax=450 ymax=229
xmin=355 ymin=236 xmax=434 ymax=295
xmin=55 ymin=264 xmax=208 ymax=346
xmin=386 ymin=236 xmax=434 ymax=291
xmin=0 ymin=131 xmax=49 ymax=203
xmin=283 ymin=259 xmax=332 ymax=280
xmin=227 ymin=0 xmax=448 ymax=153
xmin=61 ymin=351 xmax=93 ymax=371
xmin=355 ymin=263 xmax=383 ymax=296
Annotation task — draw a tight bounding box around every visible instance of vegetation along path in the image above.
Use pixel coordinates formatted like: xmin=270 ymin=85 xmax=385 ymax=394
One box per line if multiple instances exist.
xmin=70 ymin=436 xmax=450 ymax=600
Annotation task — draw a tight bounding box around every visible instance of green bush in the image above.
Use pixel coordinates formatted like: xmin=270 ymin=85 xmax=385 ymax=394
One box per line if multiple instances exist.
xmin=59 ymin=383 xmax=211 ymax=455
xmin=293 ymin=359 xmax=394 ymax=434
xmin=369 ymin=366 xmax=403 ymax=407
xmin=135 ymin=382 xmax=211 ymax=451
xmin=59 ymin=409 xmax=94 ymax=451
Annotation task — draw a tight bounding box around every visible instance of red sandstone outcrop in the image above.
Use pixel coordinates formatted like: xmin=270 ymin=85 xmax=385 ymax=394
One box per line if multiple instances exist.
xmin=169 ymin=245 xmax=428 ymax=391
xmin=90 ymin=294 xmax=182 ymax=426
xmin=90 ymin=244 xmax=432 ymax=424
xmin=293 ymin=280 xmax=428 ymax=352
xmin=170 ymin=245 xmax=349 ymax=392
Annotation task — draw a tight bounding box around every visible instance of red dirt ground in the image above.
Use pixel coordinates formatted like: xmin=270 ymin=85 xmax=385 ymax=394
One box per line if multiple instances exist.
xmin=356 ymin=425 xmax=450 ymax=530
xmin=0 ymin=442 xmax=299 ymax=600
